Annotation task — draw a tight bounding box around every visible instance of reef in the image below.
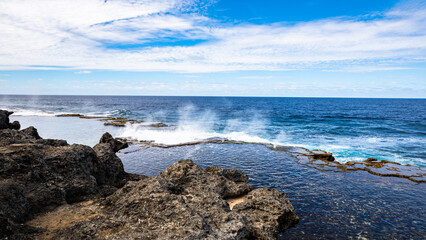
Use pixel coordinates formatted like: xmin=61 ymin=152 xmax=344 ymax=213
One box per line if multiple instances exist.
xmin=56 ymin=113 xmax=169 ymax=128
xmin=0 ymin=110 xmax=299 ymax=239
xmin=273 ymin=146 xmax=426 ymax=183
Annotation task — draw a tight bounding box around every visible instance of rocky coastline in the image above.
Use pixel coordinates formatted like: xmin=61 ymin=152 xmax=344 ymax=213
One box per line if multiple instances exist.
xmin=0 ymin=110 xmax=299 ymax=239
xmin=52 ymin=112 xmax=426 ymax=183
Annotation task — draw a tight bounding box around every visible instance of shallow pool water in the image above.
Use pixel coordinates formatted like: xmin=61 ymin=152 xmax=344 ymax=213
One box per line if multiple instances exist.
xmin=119 ymin=143 xmax=426 ymax=239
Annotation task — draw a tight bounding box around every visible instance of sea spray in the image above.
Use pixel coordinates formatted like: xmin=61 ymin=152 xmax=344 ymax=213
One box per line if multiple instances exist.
xmin=1 ymin=96 xmax=425 ymax=166
xmin=118 ymin=105 xmax=273 ymax=145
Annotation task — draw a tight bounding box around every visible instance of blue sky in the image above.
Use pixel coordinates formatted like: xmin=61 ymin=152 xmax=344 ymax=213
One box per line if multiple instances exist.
xmin=0 ymin=0 xmax=425 ymax=97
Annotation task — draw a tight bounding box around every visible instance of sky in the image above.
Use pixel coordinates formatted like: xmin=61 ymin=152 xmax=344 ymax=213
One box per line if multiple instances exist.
xmin=0 ymin=0 xmax=425 ymax=97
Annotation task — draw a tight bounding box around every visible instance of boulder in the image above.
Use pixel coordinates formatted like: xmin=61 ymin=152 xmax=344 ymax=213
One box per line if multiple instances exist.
xmin=92 ymin=142 xmax=126 ymax=187
xmin=0 ymin=110 xmax=20 ymax=130
xmin=99 ymin=132 xmax=128 ymax=152
xmin=233 ymin=188 xmax=300 ymax=239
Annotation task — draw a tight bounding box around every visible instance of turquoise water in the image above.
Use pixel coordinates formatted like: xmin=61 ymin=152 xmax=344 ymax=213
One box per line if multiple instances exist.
xmin=1 ymin=95 xmax=425 ymax=166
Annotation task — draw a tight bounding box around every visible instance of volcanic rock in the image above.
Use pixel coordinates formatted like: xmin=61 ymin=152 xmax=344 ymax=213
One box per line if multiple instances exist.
xmin=45 ymin=160 xmax=299 ymax=239
xmin=99 ymin=132 xmax=128 ymax=153
xmin=0 ymin=111 xmax=130 ymax=239
xmin=0 ymin=110 xmax=20 ymax=130
xmin=0 ymin=110 xmax=299 ymax=239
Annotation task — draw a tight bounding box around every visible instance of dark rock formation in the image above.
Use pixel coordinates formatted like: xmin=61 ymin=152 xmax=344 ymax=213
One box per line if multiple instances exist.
xmin=1 ymin=111 xmax=299 ymax=239
xmin=0 ymin=111 xmax=130 ymax=239
xmin=99 ymin=132 xmax=128 ymax=153
xmin=0 ymin=110 xmax=20 ymax=130
xmin=150 ymin=122 xmax=168 ymax=128
xmin=42 ymin=160 xmax=299 ymax=239
xmin=311 ymin=150 xmax=335 ymax=161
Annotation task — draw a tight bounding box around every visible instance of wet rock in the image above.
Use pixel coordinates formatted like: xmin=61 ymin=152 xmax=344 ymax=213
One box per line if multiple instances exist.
xmin=365 ymin=158 xmax=378 ymax=162
xmin=312 ymin=150 xmax=335 ymax=161
xmin=150 ymin=122 xmax=168 ymax=128
xmin=99 ymin=132 xmax=128 ymax=152
xmin=283 ymin=145 xmax=426 ymax=183
xmin=56 ymin=113 xmax=84 ymax=117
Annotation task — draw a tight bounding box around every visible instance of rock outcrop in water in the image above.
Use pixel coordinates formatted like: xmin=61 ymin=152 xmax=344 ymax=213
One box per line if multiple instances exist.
xmin=0 ymin=110 xmax=20 ymax=130
xmin=0 ymin=110 xmax=299 ymax=239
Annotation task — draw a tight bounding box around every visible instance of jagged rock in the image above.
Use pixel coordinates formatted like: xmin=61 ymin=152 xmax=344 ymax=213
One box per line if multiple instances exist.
xmin=93 ymin=143 xmax=126 ymax=187
xmin=99 ymin=132 xmax=128 ymax=152
xmin=0 ymin=127 xmax=46 ymax=147
xmin=125 ymin=172 xmax=149 ymax=181
xmin=205 ymin=166 xmax=249 ymax=183
xmin=0 ymin=111 xmax=133 ymax=238
xmin=46 ymin=160 xmax=298 ymax=239
xmin=0 ymin=110 xmax=19 ymax=130
xmin=20 ymin=126 xmax=41 ymax=139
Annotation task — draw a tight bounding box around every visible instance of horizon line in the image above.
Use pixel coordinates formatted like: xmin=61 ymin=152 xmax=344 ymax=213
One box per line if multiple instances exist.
xmin=0 ymin=94 xmax=425 ymax=99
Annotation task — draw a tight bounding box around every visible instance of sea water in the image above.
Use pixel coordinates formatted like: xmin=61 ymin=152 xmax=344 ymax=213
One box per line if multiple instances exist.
xmin=1 ymin=95 xmax=425 ymax=239
xmin=1 ymin=95 xmax=425 ymax=166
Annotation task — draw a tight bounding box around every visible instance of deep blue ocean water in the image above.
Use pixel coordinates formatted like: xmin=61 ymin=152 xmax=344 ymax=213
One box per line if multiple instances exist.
xmin=1 ymin=95 xmax=425 ymax=166
xmin=0 ymin=95 xmax=425 ymax=239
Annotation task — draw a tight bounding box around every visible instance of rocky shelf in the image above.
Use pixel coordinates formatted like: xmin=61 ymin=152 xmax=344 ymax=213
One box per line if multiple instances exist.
xmin=55 ymin=113 xmax=170 ymax=128
xmin=0 ymin=110 xmax=299 ymax=239
xmin=119 ymin=138 xmax=426 ymax=184
xmin=272 ymin=146 xmax=426 ymax=183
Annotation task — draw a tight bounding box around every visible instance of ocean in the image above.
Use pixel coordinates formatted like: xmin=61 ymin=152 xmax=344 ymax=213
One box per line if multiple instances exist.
xmin=1 ymin=95 xmax=425 ymax=166
xmin=1 ymin=95 xmax=425 ymax=239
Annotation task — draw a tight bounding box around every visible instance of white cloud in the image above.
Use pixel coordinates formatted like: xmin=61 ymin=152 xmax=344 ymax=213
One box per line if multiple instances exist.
xmin=239 ymin=76 xmax=275 ymax=80
xmin=0 ymin=79 xmax=7 ymax=82
xmin=75 ymin=70 xmax=92 ymax=74
xmin=0 ymin=0 xmax=425 ymax=72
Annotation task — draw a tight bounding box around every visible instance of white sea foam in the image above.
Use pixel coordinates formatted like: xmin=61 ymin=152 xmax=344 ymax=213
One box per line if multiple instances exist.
xmin=3 ymin=106 xmax=424 ymax=166
xmin=118 ymin=122 xmax=271 ymax=145
xmin=2 ymin=108 xmax=56 ymax=116
xmin=2 ymin=107 xmax=115 ymax=118
xmin=118 ymin=105 xmax=272 ymax=145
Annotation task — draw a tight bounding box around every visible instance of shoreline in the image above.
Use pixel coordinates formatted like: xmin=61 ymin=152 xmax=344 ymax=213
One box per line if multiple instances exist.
xmin=9 ymin=111 xmax=426 ymax=184
xmin=56 ymin=113 xmax=426 ymax=183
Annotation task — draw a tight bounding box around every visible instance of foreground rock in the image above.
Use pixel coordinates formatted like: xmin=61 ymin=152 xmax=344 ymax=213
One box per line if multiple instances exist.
xmin=0 ymin=112 xmax=128 ymax=239
xmin=30 ymin=159 xmax=299 ymax=239
xmin=0 ymin=111 xmax=299 ymax=239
